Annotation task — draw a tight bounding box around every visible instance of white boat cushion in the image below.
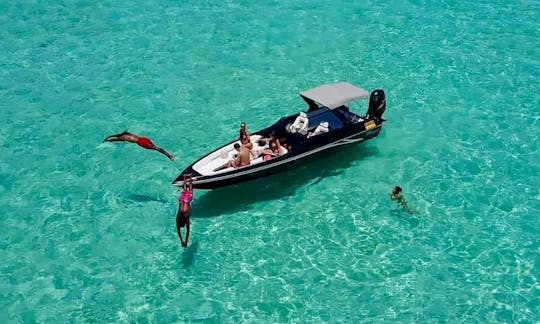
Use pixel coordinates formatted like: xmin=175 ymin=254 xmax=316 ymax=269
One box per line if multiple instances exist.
xmin=307 ymin=121 xmax=329 ymax=138
xmin=289 ymin=112 xmax=308 ymax=134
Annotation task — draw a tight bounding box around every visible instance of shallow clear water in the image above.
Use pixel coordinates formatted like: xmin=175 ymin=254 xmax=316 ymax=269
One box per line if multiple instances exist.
xmin=1 ymin=0 xmax=539 ymax=322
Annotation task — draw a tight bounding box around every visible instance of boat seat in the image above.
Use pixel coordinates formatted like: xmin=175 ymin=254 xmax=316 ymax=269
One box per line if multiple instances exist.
xmin=307 ymin=121 xmax=329 ymax=138
xmin=289 ymin=112 xmax=309 ymax=135
xmin=250 ymin=134 xmax=262 ymax=143
xmin=251 ymin=156 xmax=264 ymax=164
xmin=250 ymin=137 xmax=268 ymax=160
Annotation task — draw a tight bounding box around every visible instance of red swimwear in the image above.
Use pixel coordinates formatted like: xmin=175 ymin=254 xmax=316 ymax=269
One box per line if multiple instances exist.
xmin=136 ymin=137 xmax=153 ymax=149
xmin=178 ymin=191 xmax=193 ymax=204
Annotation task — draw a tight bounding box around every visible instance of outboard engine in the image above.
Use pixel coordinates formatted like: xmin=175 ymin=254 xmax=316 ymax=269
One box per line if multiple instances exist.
xmin=366 ymin=89 xmax=386 ymax=120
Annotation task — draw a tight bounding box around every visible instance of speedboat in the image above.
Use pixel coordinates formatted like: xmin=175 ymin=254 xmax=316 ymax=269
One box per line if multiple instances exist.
xmin=172 ymin=82 xmax=386 ymax=189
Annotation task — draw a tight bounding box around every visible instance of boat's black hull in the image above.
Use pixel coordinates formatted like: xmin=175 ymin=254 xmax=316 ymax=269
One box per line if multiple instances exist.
xmin=173 ymin=125 xmax=383 ymax=189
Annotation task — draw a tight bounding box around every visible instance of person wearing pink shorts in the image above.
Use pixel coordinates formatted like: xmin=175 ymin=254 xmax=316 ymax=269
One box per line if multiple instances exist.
xmin=176 ymin=174 xmax=194 ymax=247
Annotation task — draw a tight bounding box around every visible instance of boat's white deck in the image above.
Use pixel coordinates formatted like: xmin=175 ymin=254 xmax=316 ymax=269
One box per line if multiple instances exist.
xmin=193 ymin=135 xmax=288 ymax=176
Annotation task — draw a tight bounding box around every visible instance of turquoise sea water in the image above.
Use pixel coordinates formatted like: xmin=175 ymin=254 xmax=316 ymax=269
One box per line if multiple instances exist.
xmin=1 ymin=0 xmax=539 ymax=322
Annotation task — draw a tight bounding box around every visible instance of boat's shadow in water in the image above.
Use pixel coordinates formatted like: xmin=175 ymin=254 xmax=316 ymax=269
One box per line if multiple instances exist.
xmin=192 ymin=145 xmax=379 ymax=218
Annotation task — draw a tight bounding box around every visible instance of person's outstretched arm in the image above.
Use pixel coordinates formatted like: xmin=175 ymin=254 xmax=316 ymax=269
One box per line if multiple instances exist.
xmin=182 ymin=178 xmax=188 ymax=192
xmin=153 ymin=146 xmax=175 ymax=161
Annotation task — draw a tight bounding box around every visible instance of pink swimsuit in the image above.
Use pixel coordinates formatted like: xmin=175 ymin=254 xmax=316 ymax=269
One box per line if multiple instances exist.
xmin=178 ymin=191 xmax=193 ymax=204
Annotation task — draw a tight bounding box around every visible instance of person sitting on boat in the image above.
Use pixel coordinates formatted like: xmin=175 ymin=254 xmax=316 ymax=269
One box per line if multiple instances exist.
xmin=251 ymin=139 xmax=267 ymax=159
xmin=215 ymin=143 xmax=251 ymax=171
xmin=239 ymin=122 xmax=249 ymax=140
xmin=262 ymin=140 xmax=282 ymax=161
xmin=103 ymin=130 xmax=175 ymax=161
xmin=280 ymin=139 xmax=292 ymax=152
xmin=176 ymin=174 xmax=194 ymax=248
xmin=260 ymin=132 xmax=281 ymax=149
xmin=240 ymin=132 xmax=253 ymax=150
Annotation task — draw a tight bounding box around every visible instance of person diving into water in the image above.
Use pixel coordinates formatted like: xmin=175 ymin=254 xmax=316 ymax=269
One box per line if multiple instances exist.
xmin=103 ymin=130 xmax=175 ymax=161
xmin=176 ymin=174 xmax=194 ymax=248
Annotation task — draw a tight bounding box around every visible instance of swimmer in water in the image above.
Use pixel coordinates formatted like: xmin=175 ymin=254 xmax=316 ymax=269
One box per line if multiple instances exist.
xmin=389 ymin=186 xmax=418 ymax=214
xmin=103 ymin=130 xmax=174 ymax=161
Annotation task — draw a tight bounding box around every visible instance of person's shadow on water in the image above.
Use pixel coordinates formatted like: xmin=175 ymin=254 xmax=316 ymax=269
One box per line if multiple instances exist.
xmin=192 ymin=145 xmax=379 ymax=218
xmin=125 ymin=193 xmax=170 ymax=204
xmin=182 ymin=240 xmax=199 ymax=268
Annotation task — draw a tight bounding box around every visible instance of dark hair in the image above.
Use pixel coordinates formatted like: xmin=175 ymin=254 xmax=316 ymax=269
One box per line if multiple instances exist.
xmin=258 ymin=140 xmax=266 ymax=146
xmin=234 ymin=143 xmax=241 ymax=149
xmin=394 ymin=186 xmax=402 ymax=193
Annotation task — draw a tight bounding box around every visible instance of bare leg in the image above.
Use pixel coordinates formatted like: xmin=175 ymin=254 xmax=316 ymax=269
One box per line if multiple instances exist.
xmin=176 ymin=205 xmax=187 ymax=246
xmin=182 ymin=217 xmax=190 ymax=248
xmin=212 ymin=162 xmax=230 ymax=172
xmin=104 ymin=132 xmax=138 ymax=143
xmin=213 ymin=161 xmax=234 ymax=172
xmin=103 ymin=137 xmax=124 ymax=142
xmin=179 ymin=231 xmax=187 ymax=247
xmin=213 ymin=165 xmax=225 ymax=172
xmin=103 ymin=130 xmax=131 ymax=142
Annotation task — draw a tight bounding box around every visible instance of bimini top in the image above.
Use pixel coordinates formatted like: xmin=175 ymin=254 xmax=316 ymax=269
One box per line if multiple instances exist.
xmin=299 ymin=82 xmax=369 ymax=110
